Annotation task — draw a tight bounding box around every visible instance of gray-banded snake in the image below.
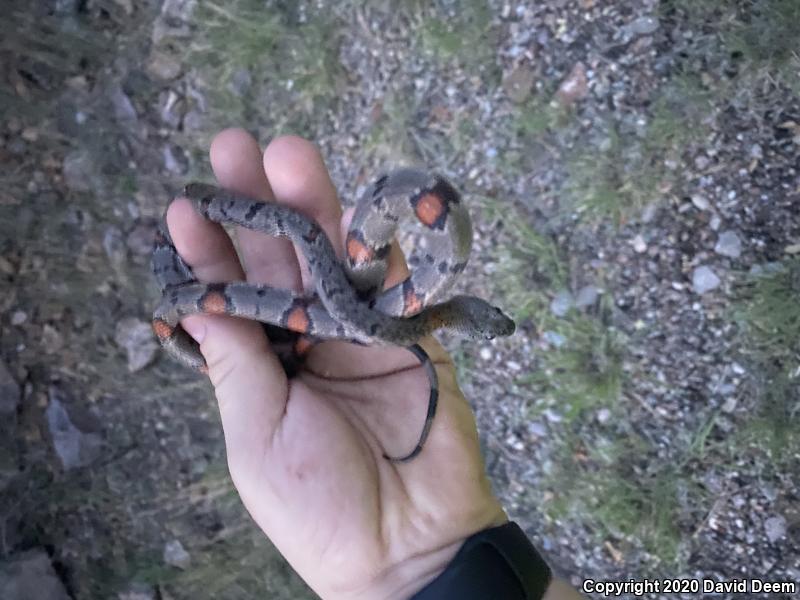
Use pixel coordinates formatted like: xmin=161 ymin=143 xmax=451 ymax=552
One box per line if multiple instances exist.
xmin=152 ymin=169 xmax=515 ymax=461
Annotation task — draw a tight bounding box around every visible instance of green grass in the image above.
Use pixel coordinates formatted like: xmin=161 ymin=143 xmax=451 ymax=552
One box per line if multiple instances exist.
xmin=483 ymin=198 xmax=626 ymax=419
xmin=546 ymin=418 xmax=714 ymax=566
xmin=411 ymin=0 xmax=500 ymax=82
xmin=185 ymin=1 xmax=344 ymax=136
xmin=567 ymin=73 xmax=714 ymax=223
xmin=363 ymin=90 xmax=419 ymax=163
xmin=511 ymin=99 xmax=568 ymax=140
xmin=732 ymin=259 xmax=800 ymax=462
xmin=128 ymin=462 xmax=311 ymax=599
xmin=522 ymin=308 xmax=626 ymax=420
xmin=735 ymin=259 xmax=800 ymax=362
xmin=662 ymin=0 xmax=800 ymax=96
xmin=727 ymin=0 xmax=800 ymax=66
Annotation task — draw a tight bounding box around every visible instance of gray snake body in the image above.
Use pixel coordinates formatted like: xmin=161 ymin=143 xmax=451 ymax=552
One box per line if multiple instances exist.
xmin=152 ymin=169 xmax=515 ymax=461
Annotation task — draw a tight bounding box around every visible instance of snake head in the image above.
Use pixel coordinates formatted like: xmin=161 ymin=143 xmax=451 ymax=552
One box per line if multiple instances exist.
xmin=481 ymin=305 xmax=516 ymax=339
xmin=448 ymin=296 xmax=516 ymax=340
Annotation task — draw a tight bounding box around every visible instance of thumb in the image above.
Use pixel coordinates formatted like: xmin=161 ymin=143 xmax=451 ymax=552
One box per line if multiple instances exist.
xmin=181 ymin=305 xmax=288 ymax=484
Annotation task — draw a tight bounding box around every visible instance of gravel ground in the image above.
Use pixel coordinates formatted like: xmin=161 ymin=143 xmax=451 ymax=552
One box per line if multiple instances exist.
xmin=1 ymin=1 xmax=798 ymax=599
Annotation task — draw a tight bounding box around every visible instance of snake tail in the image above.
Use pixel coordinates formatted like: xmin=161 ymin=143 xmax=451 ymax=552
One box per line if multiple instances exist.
xmin=382 ymin=343 xmax=439 ymax=463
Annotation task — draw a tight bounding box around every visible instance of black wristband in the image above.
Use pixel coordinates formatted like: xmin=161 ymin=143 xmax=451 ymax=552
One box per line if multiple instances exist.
xmin=410 ymin=521 xmax=552 ymax=600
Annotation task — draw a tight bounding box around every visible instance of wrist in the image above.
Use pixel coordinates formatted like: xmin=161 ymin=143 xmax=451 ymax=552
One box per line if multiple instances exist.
xmin=316 ymin=535 xmax=463 ymax=600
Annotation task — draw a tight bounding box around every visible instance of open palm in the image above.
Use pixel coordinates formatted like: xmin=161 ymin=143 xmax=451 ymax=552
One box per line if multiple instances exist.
xmin=167 ymin=129 xmax=506 ymax=599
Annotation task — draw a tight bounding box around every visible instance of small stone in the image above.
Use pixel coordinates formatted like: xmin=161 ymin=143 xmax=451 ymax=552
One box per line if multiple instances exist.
xmin=785 ymin=243 xmax=800 ymax=255
xmin=114 ymin=318 xmax=159 ymax=372
xmin=542 ymin=331 xmax=566 ymax=348
xmin=479 ymin=347 xmax=492 ymax=361
xmin=112 ymin=0 xmax=134 ymax=14
xmin=556 ymin=62 xmax=588 ymax=106
xmin=631 ymin=234 xmax=647 ymax=253
xmin=20 ymin=127 xmax=39 ymax=142
xmin=714 ymin=230 xmax=742 ymax=259
xmin=146 ymin=50 xmax=181 ymax=81
xmin=709 ymin=215 xmax=721 ymax=231
xmin=103 ymin=226 xmax=127 ymax=266
xmin=502 ymin=64 xmax=536 ymax=104
xmin=164 ymin=540 xmax=191 ymax=569
xmin=692 ymin=266 xmax=721 ymax=294
xmin=126 ymin=222 xmax=157 ymax=256
xmin=0 ymin=360 xmax=20 ymax=414
xmin=10 ymin=310 xmax=26 ymax=325
xmin=764 ymin=516 xmax=786 ymax=543
xmin=722 ymin=397 xmax=738 ymax=413
xmin=749 ymin=144 xmax=763 ymax=159
xmin=162 ymin=144 xmax=188 ymax=174
xmin=691 ymin=195 xmax=710 ymax=211
xmin=158 ymin=90 xmax=185 ymax=128
xmin=0 ymin=549 xmax=70 ymax=600
xmin=550 ymin=290 xmax=574 ymax=317
xmin=42 ymin=324 xmax=64 ymax=354
xmin=62 ymin=150 xmax=94 ymax=192
xmin=575 ymin=285 xmax=599 ymax=308
xmin=528 ymin=422 xmax=547 ymax=437
xmin=506 ymin=360 xmax=521 ymax=371
xmin=627 ymin=16 xmax=659 ymax=36
xmin=596 ymin=408 xmax=611 ymax=423
xmin=694 ymin=155 xmax=710 ymax=170
xmin=46 ymin=390 xmax=103 ymax=470
xmin=227 ymin=68 xmax=252 ymax=98
xmin=110 ymin=84 xmax=137 ymax=123
xmin=118 ymin=583 xmax=156 ymax=600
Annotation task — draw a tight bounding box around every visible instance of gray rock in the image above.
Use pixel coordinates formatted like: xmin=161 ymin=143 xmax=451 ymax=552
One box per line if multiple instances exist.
xmin=62 ymin=150 xmax=94 ymax=193
xmin=542 ymin=331 xmax=566 ymax=348
xmin=692 ymin=266 xmax=721 ymax=294
xmin=632 ymin=234 xmax=647 ymax=253
xmin=46 ymin=391 xmax=103 ymax=470
xmin=0 ymin=359 xmax=20 ymax=414
xmin=228 ymin=68 xmax=252 ymax=98
xmin=575 ymin=285 xmax=600 ymax=308
xmin=556 ymin=62 xmax=588 ymax=106
xmin=714 ymin=230 xmax=742 ymax=259
xmin=628 ymin=16 xmax=660 ymax=36
xmin=0 ymin=549 xmax=70 ymax=600
xmin=114 ymin=318 xmax=159 ymax=372
xmin=502 ymin=64 xmax=536 ymax=104
xmin=126 ymin=222 xmax=158 ymax=256
xmin=103 ymin=226 xmax=127 ymax=267
xmin=158 ymin=90 xmax=185 ymax=128
xmin=164 ymin=539 xmax=191 ymax=569
xmin=550 ymin=290 xmax=574 ymax=317
xmin=528 ymin=422 xmax=547 ymax=437
xmin=118 ymin=583 xmax=156 ymax=600
xmin=146 ymin=50 xmax=181 ymax=81
xmin=110 ymin=84 xmax=137 ymax=123
xmin=764 ymin=515 xmax=786 ymax=543
xmin=691 ymin=194 xmax=710 ymax=211
xmin=162 ymin=144 xmax=188 ymax=175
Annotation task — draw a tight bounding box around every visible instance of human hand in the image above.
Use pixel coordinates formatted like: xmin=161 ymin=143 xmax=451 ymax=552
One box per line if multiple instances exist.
xmin=166 ymin=129 xmax=507 ymax=599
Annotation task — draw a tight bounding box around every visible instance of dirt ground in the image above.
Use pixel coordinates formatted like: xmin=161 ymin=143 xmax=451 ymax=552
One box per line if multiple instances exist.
xmin=1 ymin=1 xmax=798 ymax=599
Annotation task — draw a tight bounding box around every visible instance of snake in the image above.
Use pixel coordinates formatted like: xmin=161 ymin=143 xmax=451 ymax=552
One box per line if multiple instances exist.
xmin=151 ymin=168 xmax=515 ymax=461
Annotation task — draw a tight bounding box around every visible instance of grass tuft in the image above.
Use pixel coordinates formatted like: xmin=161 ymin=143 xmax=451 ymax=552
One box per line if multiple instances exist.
xmin=733 ymin=259 xmax=800 ymax=462
xmin=567 ymin=73 xmax=714 ymax=223
xmin=185 ymin=1 xmax=344 ymax=136
xmin=484 ymin=198 xmax=625 ymax=418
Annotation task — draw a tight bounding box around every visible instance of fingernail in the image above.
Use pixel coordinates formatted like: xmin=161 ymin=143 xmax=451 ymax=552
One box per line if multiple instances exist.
xmin=182 ymin=316 xmax=207 ymax=344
